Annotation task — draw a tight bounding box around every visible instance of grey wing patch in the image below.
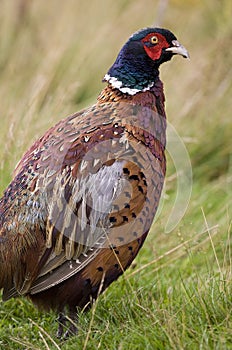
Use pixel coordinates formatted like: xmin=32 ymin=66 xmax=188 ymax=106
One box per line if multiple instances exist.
xmin=83 ymin=161 xmax=128 ymax=234
xmin=45 ymin=159 xmax=127 ymax=250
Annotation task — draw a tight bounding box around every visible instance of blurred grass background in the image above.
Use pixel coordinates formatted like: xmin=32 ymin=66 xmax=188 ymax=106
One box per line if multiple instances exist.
xmin=0 ymin=0 xmax=231 ymax=349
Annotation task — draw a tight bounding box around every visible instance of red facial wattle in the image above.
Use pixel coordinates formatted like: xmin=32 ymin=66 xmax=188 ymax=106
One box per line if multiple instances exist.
xmin=142 ymin=33 xmax=170 ymax=61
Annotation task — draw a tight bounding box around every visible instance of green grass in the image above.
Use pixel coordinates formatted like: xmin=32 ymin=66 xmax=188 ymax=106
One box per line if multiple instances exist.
xmin=0 ymin=0 xmax=231 ymax=349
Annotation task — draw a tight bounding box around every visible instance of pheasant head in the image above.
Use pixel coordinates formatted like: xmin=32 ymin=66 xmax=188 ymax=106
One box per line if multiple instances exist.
xmin=104 ymin=27 xmax=189 ymax=95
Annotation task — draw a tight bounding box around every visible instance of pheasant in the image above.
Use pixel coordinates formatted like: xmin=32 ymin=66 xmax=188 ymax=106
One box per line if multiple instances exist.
xmin=0 ymin=27 xmax=189 ymax=338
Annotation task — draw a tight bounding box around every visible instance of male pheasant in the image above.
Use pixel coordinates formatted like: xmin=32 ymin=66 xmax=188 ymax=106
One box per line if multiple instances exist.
xmin=0 ymin=28 xmax=188 ymax=338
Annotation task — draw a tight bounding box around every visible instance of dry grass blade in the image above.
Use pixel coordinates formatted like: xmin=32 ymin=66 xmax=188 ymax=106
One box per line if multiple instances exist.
xmin=9 ymin=337 xmax=41 ymax=350
xmin=140 ymin=228 xmax=219 ymax=278
xmin=83 ymin=272 xmax=106 ymax=350
xmin=39 ymin=331 xmax=50 ymax=350
xmin=126 ymin=224 xmax=219 ymax=278
xmin=223 ymin=219 xmax=232 ymax=277
xmin=29 ymin=319 xmax=62 ymax=350
xmin=201 ymin=207 xmax=222 ymax=276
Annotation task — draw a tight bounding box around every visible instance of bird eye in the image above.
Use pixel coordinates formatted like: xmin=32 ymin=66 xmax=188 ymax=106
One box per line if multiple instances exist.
xmin=150 ymin=36 xmax=158 ymax=44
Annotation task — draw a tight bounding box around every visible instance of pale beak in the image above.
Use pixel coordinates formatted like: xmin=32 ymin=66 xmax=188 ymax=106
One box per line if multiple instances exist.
xmin=166 ymin=40 xmax=190 ymax=59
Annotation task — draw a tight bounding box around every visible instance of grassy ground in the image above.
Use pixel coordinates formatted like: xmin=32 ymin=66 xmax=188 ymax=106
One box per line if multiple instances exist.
xmin=0 ymin=0 xmax=231 ymax=349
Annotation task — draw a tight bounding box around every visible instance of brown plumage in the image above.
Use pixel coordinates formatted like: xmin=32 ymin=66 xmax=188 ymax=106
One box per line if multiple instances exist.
xmin=0 ymin=27 xmax=188 ymax=338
